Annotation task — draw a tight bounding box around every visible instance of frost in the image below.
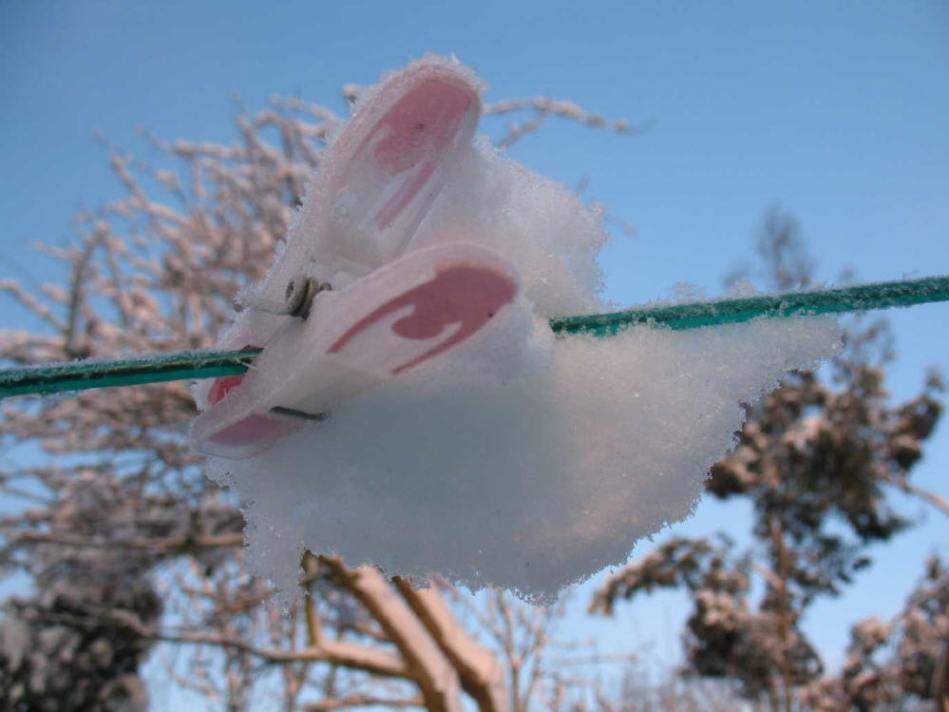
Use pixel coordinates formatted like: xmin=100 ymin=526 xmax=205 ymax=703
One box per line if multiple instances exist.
xmin=199 ymin=55 xmax=840 ymax=604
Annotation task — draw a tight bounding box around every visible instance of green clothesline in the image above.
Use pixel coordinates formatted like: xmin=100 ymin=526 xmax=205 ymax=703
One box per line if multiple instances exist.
xmin=2 ymin=274 xmax=948 ymax=400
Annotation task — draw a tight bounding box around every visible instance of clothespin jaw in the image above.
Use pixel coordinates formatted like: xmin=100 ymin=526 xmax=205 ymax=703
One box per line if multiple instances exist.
xmin=191 ymin=243 xmax=519 ymax=458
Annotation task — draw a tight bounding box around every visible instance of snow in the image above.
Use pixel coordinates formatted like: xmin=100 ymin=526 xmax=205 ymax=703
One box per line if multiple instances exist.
xmin=199 ymin=55 xmax=840 ymax=604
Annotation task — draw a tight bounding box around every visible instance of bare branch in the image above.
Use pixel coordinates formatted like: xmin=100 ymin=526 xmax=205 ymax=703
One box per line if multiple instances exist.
xmin=320 ymin=557 xmax=462 ymax=712
xmin=394 ymin=577 xmax=507 ymax=712
xmin=886 ymin=474 xmax=949 ymax=519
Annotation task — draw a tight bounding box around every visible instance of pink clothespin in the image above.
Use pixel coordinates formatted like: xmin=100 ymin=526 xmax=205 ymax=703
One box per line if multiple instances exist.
xmin=191 ymin=59 xmax=520 ymax=459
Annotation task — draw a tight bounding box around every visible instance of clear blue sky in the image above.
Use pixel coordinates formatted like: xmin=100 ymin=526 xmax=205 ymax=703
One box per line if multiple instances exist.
xmin=2 ymin=0 xmax=948 ymax=694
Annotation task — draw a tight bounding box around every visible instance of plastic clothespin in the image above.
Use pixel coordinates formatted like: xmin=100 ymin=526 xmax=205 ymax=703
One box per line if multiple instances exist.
xmin=191 ymin=59 xmax=520 ymax=459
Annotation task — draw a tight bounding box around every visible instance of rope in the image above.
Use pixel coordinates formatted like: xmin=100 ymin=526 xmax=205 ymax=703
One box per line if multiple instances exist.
xmin=2 ymin=275 xmax=948 ymax=400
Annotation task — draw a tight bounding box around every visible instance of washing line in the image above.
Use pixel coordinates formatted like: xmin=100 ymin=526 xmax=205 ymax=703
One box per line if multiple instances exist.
xmin=1 ymin=274 xmax=947 ymax=400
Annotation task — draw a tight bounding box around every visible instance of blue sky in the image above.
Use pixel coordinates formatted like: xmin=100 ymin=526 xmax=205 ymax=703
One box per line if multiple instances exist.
xmin=2 ymin=0 xmax=948 ymax=693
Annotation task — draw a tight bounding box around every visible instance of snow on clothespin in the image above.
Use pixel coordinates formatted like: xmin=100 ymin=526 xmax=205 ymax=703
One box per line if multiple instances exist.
xmin=184 ymin=55 xmax=846 ymax=605
xmin=191 ymin=58 xmax=521 ymax=459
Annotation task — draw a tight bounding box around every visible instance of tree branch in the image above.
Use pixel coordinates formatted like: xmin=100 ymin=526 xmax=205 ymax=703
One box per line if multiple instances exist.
xmin=886 ymin=474 xmax=949 ymax=518
xmin=320 ymin=557 xmax=462 ymax=712
xmin=394 ymin=577 xmax=508 ymax=712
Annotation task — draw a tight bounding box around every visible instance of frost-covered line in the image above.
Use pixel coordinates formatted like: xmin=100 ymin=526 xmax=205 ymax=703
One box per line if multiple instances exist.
xmin=1 ymin=274 xmax=947 ymax=400
xmin=550 ymin=274 xmax=949 ymax=335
